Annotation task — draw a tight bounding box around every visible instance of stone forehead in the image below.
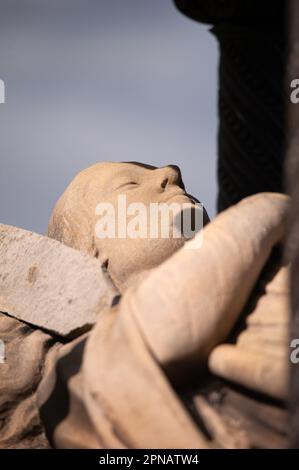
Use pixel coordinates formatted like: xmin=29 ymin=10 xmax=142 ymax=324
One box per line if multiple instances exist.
xmin=74 ymin=162 xmax=159 ymax=185
xmin=64 ymin=161 xmax=175 ymax=201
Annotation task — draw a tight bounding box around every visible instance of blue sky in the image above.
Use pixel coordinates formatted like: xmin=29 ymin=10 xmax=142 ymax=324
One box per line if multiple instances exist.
xmin=0 ymin=0 xmax=218 ymax=234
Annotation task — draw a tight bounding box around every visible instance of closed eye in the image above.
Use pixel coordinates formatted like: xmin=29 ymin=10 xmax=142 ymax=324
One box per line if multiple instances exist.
xmin=116 ymin=181 xmax=138 ymax=190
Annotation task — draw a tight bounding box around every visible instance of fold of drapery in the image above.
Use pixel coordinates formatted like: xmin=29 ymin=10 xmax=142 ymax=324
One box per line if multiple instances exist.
xmin=0 ymin=314 xmax=55 ymax=448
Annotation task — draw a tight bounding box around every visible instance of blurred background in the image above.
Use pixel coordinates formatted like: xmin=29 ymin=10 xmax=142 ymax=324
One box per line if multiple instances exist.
xmin=0 ymin=0 xmax=218 ymax=234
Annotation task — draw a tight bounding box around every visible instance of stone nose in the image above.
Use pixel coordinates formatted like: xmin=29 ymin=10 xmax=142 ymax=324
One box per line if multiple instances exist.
xmin=154 ymin=165 xmax=184 ymax=190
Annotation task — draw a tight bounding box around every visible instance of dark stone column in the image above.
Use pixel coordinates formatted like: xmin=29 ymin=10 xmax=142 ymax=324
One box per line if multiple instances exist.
xmin=174 ymin=0 xmax=287 ymax=212
xmin=286 ymin=0 xmax=299 ymax=450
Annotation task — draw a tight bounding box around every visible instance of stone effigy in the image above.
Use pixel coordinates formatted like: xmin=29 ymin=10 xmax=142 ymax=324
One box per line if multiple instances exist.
xmin=0 ymin=162 xmax=290 ymax=448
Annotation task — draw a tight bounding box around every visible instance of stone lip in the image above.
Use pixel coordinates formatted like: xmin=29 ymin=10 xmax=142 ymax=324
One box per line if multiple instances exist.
xmin=0 ymin=224 xmax=119 ymax=339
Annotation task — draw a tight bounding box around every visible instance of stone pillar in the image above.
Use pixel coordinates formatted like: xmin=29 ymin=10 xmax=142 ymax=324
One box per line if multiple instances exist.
xmin=286 ymin=0 xmax=299 ymax=450
xmin=174 ymin=0 xmax=287 ymax=211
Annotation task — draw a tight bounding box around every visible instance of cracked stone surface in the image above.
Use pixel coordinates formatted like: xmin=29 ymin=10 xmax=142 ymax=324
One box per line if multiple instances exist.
xmin=0 ymin=224 xmax=119 ymax=338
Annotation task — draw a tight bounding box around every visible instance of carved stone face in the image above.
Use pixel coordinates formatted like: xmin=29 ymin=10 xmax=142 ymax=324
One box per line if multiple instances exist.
xmin=48 ymin=162 xmax=209 ymax=290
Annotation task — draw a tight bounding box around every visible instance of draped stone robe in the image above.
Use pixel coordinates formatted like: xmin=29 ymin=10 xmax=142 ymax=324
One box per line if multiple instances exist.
xmin=0 ymin=193 xmax=290 ymax=448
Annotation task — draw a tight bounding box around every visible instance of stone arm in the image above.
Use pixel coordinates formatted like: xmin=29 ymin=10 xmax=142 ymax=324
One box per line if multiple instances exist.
xmin=122 ymin=193 xmax=288 ymax=384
